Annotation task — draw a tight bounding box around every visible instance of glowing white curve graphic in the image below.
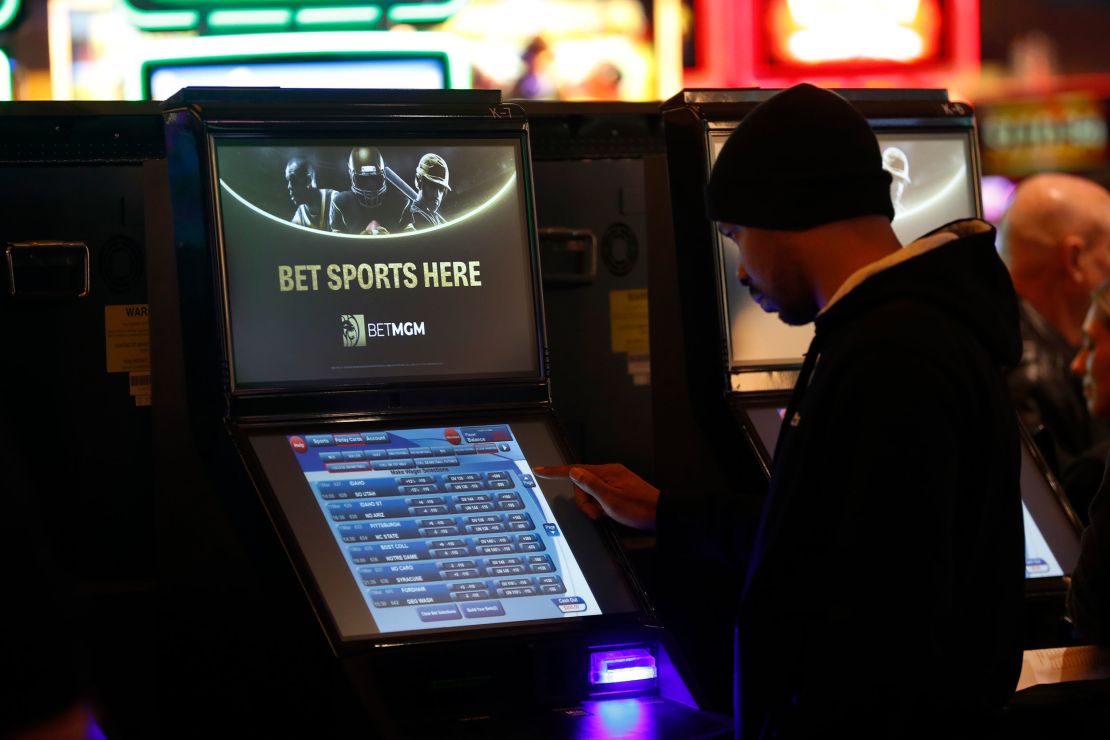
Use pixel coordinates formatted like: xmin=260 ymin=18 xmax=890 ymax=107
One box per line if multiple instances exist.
xmin=219 ymin=173 xmax=517 ymax=240
xmin=894 ymin=164 xmax=968 ymax=223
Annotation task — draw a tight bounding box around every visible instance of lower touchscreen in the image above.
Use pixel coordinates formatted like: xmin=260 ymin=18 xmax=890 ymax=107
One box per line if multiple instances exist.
xmin=1023 ymin=503 xmax=1064 ymax=579
xmin=283 ymin=423 xmax=604 ymax=634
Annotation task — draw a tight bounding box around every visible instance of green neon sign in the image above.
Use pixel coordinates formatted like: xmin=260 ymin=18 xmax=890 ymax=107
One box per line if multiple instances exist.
xmin=207 ymin=8 xmax=293 ymax=28
xmin=0 ymin=0 xmax=22 ymax=31
xmin=295 ymin=6 xmax=381 ymax=25
xmin=387 ymin=0 xmax=465 ymax=22
xmin=126 ymin=31 xmax=472 ymax=99
xmin=121 ymin=0 xmax=464 ymax=32
xmin=123 ymin=3 xmax=200 ymax=31
xmin=0 ymin=49 xmax=11 ymax=101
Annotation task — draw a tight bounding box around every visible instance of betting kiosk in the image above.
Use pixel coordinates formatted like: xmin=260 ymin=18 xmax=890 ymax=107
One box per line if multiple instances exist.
xmin=0 ymin=102 xmax=165 ymax=738
xmin=657 ymin=88 xmax=1084 ymax=649
xmin=155 ymin=87 xmax=728 ymax=738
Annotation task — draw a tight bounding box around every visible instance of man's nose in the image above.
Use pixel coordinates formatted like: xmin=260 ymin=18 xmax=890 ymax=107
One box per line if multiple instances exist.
xmin=737 ymin=263 xmax=750 ymax=287
xmin=1072 ymin=347 xmax=1090 ymax=378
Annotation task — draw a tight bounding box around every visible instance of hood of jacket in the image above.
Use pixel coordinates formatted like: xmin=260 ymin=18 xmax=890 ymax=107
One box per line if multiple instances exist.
xmin=813 ymin=219 xmax=1022 ymax=369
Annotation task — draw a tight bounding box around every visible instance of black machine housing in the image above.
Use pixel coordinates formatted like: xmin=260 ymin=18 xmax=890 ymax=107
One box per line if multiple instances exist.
xmin=0 ymin=102 xmax=165 ymax=739
xmin=519 ymin=101 xmax=673 ymax=482
xmin=154 ymin=87 xmax=725 ymax=738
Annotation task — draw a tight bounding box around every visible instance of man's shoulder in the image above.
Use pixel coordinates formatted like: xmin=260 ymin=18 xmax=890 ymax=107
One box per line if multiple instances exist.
xmin=811 ymin=294 xmax=1006 ymax=409
xmin=332 ymin=190 xmax=357 ymax=206
xmin=823 ymin=293 xmax=977 ymax=357
xmin=817 ymin=222 xmax=1020 ymax=369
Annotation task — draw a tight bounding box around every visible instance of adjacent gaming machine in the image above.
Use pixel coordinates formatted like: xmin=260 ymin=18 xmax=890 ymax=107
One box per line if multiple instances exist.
xmin=522 ymin=102 xmax=672 ymax=482
xmin=155 ymin=88 xmax=727 ymax=738
xmin=657 ymin=88 xmax=1083 ymax=648
xmin=0 ymin=102 xmax=165 ymax=737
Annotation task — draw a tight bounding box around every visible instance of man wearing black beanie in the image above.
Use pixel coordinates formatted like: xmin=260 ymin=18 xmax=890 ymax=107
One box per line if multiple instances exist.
xmin=539 ymin=84 xmax=1025 ymax=738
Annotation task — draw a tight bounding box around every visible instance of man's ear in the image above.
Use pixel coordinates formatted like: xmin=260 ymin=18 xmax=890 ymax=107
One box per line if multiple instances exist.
xmin=1065 ymin=234 xmax=1088 ymax=284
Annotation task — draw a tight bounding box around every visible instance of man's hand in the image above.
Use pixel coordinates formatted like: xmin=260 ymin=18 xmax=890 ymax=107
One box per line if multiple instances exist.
xmin=533 ymin=464 xmax=659 ymax=530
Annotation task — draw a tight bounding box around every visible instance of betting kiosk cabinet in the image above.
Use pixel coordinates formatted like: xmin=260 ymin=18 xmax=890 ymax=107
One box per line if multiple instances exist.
xmin=153 ymin=88 xmax=728 ymax=739
xmin=656 ymin=88 xmax=1084 ymax=653
xmin=518 ymin=102 xmax=671 ymax=485
xmin=0 ymin=102 xmax=165 ymax=738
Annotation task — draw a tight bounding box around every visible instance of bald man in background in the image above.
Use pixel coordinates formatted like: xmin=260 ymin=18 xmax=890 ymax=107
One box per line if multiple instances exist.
xmin=1000 ymin=173 xmax=1110 ymax=471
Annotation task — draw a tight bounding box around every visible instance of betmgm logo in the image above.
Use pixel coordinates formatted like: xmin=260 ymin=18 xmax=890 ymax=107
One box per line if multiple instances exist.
xmin=341 ymin=314 xmax=426 ymax=347
xmin=341 ymin=314 xmax=366 ymax=347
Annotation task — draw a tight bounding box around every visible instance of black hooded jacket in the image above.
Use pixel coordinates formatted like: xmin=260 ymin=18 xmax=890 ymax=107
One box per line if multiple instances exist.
xmin=660 ymin=219 xmax=1025 ymax=738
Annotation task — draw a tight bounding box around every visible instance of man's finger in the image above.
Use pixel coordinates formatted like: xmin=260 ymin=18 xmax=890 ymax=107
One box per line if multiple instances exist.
xmin=533 ymin=465 xmax=572 ymax=478
xmin=574 ymin=489 xmax=603 ymax=520
xmin=568 ymin=466 xmax=621 ymax=502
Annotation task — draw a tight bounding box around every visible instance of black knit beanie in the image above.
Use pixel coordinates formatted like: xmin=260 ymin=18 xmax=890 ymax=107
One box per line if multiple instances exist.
xmin=705 ymin=84 xmax=894 ymax=230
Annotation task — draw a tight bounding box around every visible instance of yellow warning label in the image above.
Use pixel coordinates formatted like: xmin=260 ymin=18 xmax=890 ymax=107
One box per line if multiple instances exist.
xmin=105 ymin=304 xmax=151 ymax=373
xmin=609 ymin=289 xmax=650 ymax=354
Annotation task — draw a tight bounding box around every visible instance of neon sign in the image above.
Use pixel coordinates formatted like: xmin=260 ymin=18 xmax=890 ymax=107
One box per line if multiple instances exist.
xmin=122 ymin=0 xmax=467 ymax=32
xmin=760 ymin=0 xmax=944 ymax=71
xmin=0 ymin=0 xmax=20 ymax=32
xmin=684 ymin=0 xmax=978 ymax=89
xmin=979 ymin=94 xmax=1109 ymax=175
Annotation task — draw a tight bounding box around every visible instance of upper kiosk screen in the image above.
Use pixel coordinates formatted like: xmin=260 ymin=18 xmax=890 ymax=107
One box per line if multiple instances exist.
xmin=214 ymin=138 xmax=539 ymax=390
xmin=711 ymin=129 xmax=977 ymax=370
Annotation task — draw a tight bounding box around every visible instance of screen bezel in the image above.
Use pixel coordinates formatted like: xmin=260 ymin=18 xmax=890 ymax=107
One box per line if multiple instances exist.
xmin=706 ymin=122 xmax=983 ymax=378
xmin=232 ymin=412 xmax=653 ymax=654
xmin=204 ymin=122 xmax=548 ymax=397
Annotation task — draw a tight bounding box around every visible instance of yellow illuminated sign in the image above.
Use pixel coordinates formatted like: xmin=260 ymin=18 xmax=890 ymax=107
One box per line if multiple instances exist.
xmin=979 ymin=95 xmax=1109 ymax=176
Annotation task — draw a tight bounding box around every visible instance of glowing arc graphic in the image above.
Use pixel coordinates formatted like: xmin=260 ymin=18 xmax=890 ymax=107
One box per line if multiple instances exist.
xmin=219 ymin=173 xmax=517 ymax=239
xmin=894 ymin=164 xmax=968 ymax=223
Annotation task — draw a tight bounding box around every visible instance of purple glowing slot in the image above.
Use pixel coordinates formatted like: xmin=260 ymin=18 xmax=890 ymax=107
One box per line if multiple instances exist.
xmin=589 ymin=647 xmax=658 ymax=685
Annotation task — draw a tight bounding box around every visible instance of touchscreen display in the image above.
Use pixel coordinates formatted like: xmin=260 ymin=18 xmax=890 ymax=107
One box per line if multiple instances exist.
xmin=710 ymin=129 xmax=977 ymax=370
xmin=249 ymin=420 xmax=637 ymax=640
xmin=1023 ymin=503 xmax=1064 ymax=579
xmin=214 ymin=138 xmax=539 ymax=389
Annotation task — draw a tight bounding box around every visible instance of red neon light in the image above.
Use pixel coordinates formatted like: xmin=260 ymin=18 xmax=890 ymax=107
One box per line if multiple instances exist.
xmin=685 ymin=0 xmax=979 ymax=89
xmin=762 ymin=0 xmax=944 ymax=69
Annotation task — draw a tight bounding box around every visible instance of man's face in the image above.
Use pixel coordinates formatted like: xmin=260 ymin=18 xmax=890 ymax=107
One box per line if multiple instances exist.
xmin=718 ymin=221 xmax=816 ymax=326
xmin=419 ymin=179 xmax=447 ymax=211
xmin=1072 ymin=307 xmax=1110 ymax=419
xmin=286 ymin=163 xmax=314 ymax=207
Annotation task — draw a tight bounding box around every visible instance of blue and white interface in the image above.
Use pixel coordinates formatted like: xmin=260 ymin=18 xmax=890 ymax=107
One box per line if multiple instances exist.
xmin=286 ymin=423 xmax=602 ymax=633
xmin=1024 ymin=503 xmax=1065 ymax=579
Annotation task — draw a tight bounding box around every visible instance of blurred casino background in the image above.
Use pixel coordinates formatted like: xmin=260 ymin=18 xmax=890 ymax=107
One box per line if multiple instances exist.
xmin=2 ymin=0 xmax=1109 ymax=205
xmin=3 ymin=5 xmax=1108 ymax=737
